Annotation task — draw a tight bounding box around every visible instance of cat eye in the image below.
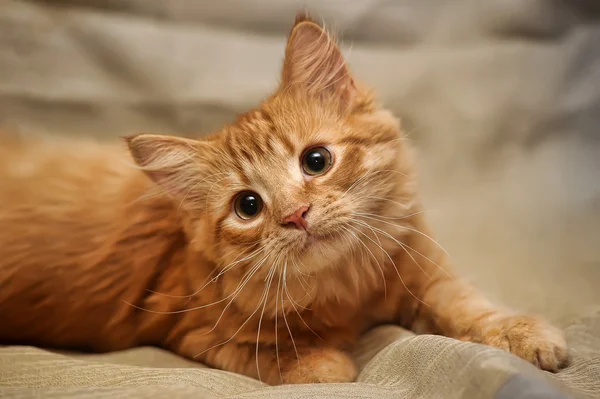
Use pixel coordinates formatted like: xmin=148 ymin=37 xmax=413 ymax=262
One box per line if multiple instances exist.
xmin=301 ymin=147 xmax=332 ymax=176
xmin=234 ymin=192 xmax=263 ymax=220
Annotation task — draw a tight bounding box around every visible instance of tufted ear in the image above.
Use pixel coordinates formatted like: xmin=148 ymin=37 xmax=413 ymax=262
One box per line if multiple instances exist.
xmin=281 ymin=13 xmax=356 ymax=107
xmin=125 ymin=134 xmax=207 ymax=199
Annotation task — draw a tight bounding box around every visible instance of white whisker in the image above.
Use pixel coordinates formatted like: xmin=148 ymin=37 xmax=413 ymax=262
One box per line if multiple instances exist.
xmin=341 ymin=225 xmax=387 ymax=298
xmin=354 ymin=218 xmax=452 ymax=279
xmin=284 ymin=273 xmax=322 ymax=340
xmin=355 ymin=209 xmax=430 ymax=220
xmin=275 ymin=263 xmax=284 ymax=384
xmin=256 ymin=260 xmax=277 ymax=382
xmin=346 ymin=223 xmax=429 ymax=307
xmin=340 ymin=168 xmax=374 ymax=199
xmin=203 ymin=250 xmax=273 ymax=333
xmin=291 ymin=260 xmax=312 ymax=302
xmin=147 ymin=245 xmax=264 ymax=299
xmin=355 ymin=214 xmax=453 ymax=259
xmin=350 ymin=219 xmax=430 ymax=279
xmin=282 ymin=262 xmax=300 ymax=366
xmin=192 ymin=263 xmax=273 ymax=360
xmin=364 ymin=195 xmax=411 ymax=210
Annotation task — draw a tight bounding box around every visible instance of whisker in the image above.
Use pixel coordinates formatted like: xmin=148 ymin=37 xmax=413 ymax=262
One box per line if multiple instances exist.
xmin=350 ymin=219 xmax=430 ymax=279
xmin=122 ymin=293 xmax=229 ymax=315
xmin=340 ymin=168 xmax=374 ymax=199
xmin=356 ymin=215 xmax=385 ymax=263
xmin=355 ymin=209 xmax=430 ymax=220
xmin=215 ymin=245 xmax=266 ymax=282
xmin=192 ymin=264 xmax=273 ymax=360
xmin=355 ymin=214 xmax=453 ymax=259
xmin=147 ymin=245 xmax=264 ymax=299
xmin=341 ymin=225 xmax=387 ymax=298
xmin=275 ymin=263 xmax=284 ymax=384
xmin=372 ymin=169 xmax=408 ymax=178
xmin=363 ymin=195 xmax=411 ymax=210
xmin=290 ymin=258 xmax=314 ymax=308
xmin=354 ymin=218 xmax=452 ymax=279
xmin=292 ymin=259 xmax=312 ymax=290
xmin=284 ymin=271 xmax=322 ymax=340
xmin=342 ymin=169 xmax=409 ymax=200
xmin=282 ymin=262 xmax=300 ymax=366
xmin=401 ymin=241 xmax=453 ymax=279
xmin=256 ymin=260 xmax=278 ymax=382
xmin=346 ymin=223 xmax=429 ymax=307
xmin=338 ymin=226 xmax=358 ymax=264
xmin=123 ymin=249 xmax=270 ymax=315
xmin=204 ymin=250 xmax=273 ymax=334
xmin=387 ymin=136 xmax=414 ymax=145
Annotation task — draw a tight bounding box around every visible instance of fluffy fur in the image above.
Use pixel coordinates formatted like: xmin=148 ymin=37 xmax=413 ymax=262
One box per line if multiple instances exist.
xmin=0 ymin=14 xmax=568 ymax=384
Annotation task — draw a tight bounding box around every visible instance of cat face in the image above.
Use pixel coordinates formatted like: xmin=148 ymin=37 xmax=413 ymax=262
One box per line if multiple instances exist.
xmin=127 ymin=16 xmax=416 ymax=276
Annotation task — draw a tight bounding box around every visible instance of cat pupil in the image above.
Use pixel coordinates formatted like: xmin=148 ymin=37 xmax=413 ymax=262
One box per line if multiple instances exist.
xmin=302 ymin=147 xmax=331 ymax=176
xmin=240 ymin=195 xmax=259 ymax=216
xmin=306 ymin=151 xmax=325 ymax=171
xmin=234 ymin=192 xmax=262 ymax=220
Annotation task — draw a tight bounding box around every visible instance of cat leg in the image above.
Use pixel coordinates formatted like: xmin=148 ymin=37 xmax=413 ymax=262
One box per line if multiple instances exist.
xmin=413 ymin=274 xmax=569 ymax=371
xmin=279 ymin=346 xmax=358 ymax=384
xmin=175 ymin=332 xmax=357 ymax=385
xmin=384 ymin=216 xmax=570 ymax=371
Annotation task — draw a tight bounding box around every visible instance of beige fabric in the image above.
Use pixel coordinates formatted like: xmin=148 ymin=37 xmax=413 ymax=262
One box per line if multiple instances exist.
xmin=1 ymin=313 xmax=599 ymax=398
xmin=1 ymin=0 xmax=599 ymax=398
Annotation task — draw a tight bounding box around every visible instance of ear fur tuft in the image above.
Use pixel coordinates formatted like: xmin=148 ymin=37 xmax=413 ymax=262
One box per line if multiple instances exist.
xmin=282 ymin=13 xmax=356 ymax=108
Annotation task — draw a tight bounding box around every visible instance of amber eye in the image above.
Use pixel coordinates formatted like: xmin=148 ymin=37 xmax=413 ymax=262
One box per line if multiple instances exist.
xmin=234 ymin=192 xmax=263 ymax=220
xmin=302 ymin=147 xmax=332 ymax=176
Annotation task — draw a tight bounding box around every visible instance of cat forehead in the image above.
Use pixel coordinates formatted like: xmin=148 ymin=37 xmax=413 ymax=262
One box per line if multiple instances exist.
xmin=222 ymin=129 xmax=309 ymax=187
xmin=209 ymin=96 xmax=354 ymax=185
xmin=232 ymin=94 xmax=341 ymax=138
xmin=213 ymin=130 xmax=341 ymax=194
xmin=221 ymin=107 xmax=340 ymax=159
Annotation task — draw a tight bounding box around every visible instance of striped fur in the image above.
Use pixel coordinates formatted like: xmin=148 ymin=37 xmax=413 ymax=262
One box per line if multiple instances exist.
xmin=0 ymin=13 xmax=568 ymax=384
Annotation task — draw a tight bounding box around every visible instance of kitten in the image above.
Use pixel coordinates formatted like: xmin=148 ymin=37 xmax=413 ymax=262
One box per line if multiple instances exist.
xmin=0 ymin=14 xmax=568 ymax=384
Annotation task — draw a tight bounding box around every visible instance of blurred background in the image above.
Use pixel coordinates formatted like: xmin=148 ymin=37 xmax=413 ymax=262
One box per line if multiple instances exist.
xmin=0 ymin=0 xmax=599 ymax=326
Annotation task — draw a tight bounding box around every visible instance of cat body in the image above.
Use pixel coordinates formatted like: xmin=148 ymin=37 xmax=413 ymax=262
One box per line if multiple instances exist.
xmin=0 ymin=15 xmax=568 ymax=384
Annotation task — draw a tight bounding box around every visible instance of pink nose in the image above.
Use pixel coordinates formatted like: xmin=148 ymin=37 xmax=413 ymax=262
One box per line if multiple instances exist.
xmin=282 ymin=205 xmax=310 ymax=231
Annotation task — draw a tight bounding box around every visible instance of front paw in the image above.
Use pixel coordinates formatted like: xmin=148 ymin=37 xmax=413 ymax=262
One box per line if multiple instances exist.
xmin=281 ymin=348 xmax=357 ymax=384
xmin=461 ymin=315 xmax=569 ymax=372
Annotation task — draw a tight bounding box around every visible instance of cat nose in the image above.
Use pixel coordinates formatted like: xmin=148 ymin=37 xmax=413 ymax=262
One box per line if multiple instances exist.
xmin=282 ymin=205 xmax=310 ymax=231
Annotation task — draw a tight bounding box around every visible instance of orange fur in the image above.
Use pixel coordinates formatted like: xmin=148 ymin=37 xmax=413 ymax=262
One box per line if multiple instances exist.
xmin=0 ymin=14 xmax=568 ymax=384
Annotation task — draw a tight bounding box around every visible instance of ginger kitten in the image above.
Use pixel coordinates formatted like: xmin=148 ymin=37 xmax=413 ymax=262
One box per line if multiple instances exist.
xmin=0 ymin=14 xmax=568 ymax=384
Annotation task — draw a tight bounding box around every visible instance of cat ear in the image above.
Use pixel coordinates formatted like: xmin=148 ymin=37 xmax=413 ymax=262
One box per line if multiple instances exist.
xmin=281 ymin=13 xmax=356 ymax=107
xmin=125 ymin=134 xmax=206 ymax=199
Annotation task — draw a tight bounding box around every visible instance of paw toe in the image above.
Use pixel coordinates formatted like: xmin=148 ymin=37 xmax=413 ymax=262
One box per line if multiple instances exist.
xmin=482 ymin=315 xmax=569 ymax=372
xmin=281 ymin=349 xmax=357 ymax=384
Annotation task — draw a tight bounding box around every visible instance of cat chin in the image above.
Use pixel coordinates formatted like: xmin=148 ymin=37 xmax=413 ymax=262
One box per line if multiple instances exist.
xmin=292 ymin=235 xmax=350 ymax=275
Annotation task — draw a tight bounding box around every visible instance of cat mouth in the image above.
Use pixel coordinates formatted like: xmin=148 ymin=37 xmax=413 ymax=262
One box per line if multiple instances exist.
xmin=302 ymin=231 xmax=336 ymax=249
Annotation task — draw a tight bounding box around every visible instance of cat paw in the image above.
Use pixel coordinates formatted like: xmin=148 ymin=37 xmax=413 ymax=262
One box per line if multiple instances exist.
xmin=281 ymin=348 xmax=357 ymax=384
xmin=461 ymin=315 xmax=569 ymax=372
